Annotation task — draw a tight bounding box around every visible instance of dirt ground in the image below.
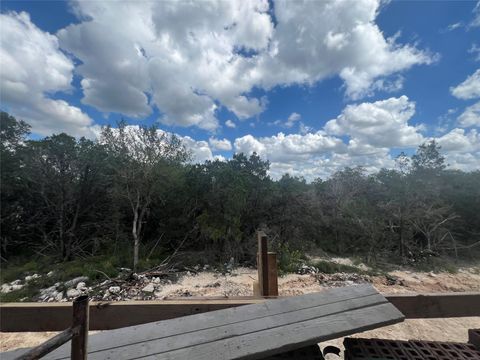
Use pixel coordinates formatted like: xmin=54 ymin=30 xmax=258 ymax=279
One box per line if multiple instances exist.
xmin=1 ymin=263 xmax=480 ymax=354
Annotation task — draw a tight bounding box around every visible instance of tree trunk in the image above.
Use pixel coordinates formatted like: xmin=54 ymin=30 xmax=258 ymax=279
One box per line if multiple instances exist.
xmin=133 ymin=232 xmax=139 ymax=271
xmin=132 ymin=208 xmax=139 ymax=271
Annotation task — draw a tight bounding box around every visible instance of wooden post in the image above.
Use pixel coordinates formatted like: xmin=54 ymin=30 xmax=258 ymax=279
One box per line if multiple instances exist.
xmin=267 ymin=252 xmax=278 ymax=297
xmin=71 ymin=295 xmax=89 ymax=360
xmin=257 ymin=231 xmax=269 ymax=296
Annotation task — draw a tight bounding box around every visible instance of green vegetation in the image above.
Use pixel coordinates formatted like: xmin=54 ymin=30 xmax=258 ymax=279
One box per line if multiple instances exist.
xmin=1 ymin=111 xmax=480 ymax=281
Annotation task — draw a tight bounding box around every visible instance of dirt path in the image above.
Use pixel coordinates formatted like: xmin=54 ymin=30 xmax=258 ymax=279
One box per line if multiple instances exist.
xmin=1 ymin=265 xmax=479 ymax=353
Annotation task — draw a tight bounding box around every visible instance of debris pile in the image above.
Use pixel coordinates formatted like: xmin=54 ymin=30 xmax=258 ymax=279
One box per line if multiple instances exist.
xmin=314 ymin=273 xmax=370 ymax=287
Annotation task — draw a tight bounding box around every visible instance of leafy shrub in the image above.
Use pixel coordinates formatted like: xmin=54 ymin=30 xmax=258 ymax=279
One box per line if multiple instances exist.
xmin=276 ymin=243 xmax=304 ymax=275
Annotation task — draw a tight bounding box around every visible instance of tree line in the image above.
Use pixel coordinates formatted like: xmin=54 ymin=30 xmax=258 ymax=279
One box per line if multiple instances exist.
xmin=1 ymin=111 xmax=479 ymax=270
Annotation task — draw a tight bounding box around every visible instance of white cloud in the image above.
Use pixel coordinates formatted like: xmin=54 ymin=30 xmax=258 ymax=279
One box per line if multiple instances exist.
xmin=446 ymin=22 xmax=462 ymax=31
xmin=451 ymin=69 xmax=480 ymax=100
xmin=457 ymin=101 xmax=480 ymax=127
xmin=179 ymin=136 xmax=214 ymax=163
xmin=51 ymin=0 xmax=433 ymax=131
xmin=209 ymin=137 xmax=233 ymax=151
xmin=231 ymin=95 xmax=480 ymax=180
xmin=234 ymin=131 xmax=349 ymax=179
xmin=325 ymin=96 xmax=424 ymax=148
xmin=225 ymin=119 xmax=236 ymax=128
xmin=58 ymin=0 xmax=274 ymax=130
xmin=435 ymin=128 xmax=480 ymax=170
xmin=468 ymin=44 xmax=480 ymax=61
xmin=285 ymin=112 xmax=301 ymax=128
xmin=259 ymin=0 xmax=434 ymax=99
xmin=471 ymin=1 xmax=480 ymax=28
xmin=0 ymin=12 xmax=94 ymax=137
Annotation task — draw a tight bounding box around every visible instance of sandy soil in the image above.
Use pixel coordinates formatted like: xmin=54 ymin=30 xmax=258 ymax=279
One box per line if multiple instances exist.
xmin=1 ymin=263 xmax=479 ymax=354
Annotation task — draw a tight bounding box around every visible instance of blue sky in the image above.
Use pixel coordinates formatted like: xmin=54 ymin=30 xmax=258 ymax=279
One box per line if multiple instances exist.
xmin=1 ymin=0 xmax=479 ymax=179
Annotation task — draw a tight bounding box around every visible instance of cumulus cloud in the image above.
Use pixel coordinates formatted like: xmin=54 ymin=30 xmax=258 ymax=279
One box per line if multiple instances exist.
xmin=0 ymin=12 xmax=94 ymax=137
xmin=435 ymin=128 xmax=480 ymax=170
xmin=457 ymin=101 xmax=480 ymax=127
xmin=234 ymin=131 xmax=349 ymax=179
xmin=258 ymin=0 xmax=434 ymax=99
xmin=58 ymin=0 xmax=274 ymax=130
xmin=233 ymin=96 xmax=424 ymax=180
xmin=178 ymin=136 xmax=214 ymax=163
xmin=209 ymin=137 xmax=233 ymax=151
xmin=325 ymin=96 xmax=424 ymax=148
xmin=451 ymin=69 xmax=480 ymax=100
xmin=51 ymin=0 xmax=433 ymax=131
xmin=231 ymin=95 xmax=479 ymax=180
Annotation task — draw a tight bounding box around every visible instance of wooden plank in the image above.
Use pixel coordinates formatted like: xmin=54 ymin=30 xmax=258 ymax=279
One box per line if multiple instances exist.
xmin=2 ymin=291 xmax=479 ymax=332
xmin=267 ymin=253 xmax=278 ymax=297
xmin=386 ymin=292 xmax=480 ymax=318
xmin=257 ymin=231 xmax=269 ymax=296
xmin=2 ymin=286 xmax=380 ymax=360
xmin=61 ymin=293 xmax=389 ymax=359
xmin=61 ymin=286 xmax=379 ymax=358
xmin=142 ymin=303 xmax=404 ymax=360
xmin=0 ymin=299 xmax=264 ymax=332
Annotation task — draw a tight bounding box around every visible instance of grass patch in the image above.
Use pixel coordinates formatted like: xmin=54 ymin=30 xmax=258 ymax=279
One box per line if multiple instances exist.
xmin=0 ymin=286 xmax=38 ymax=302
xmin=412 ymin=256 xmax=459 ymax=274
xmin=0 ymin=255 xmax=129 ymax=302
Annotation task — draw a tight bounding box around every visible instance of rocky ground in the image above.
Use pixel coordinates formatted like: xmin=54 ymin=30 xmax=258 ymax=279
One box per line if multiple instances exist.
xmin=4 ymin=260 xmax=480 ymax=302
xmin=1 ymin=257 xmax=479 ymax=353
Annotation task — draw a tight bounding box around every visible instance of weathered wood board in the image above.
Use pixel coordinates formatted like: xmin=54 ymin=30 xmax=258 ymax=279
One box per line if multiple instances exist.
xmin=2 ymin=291 xmax=478 ymax=332
xmin=2 ymin=284 xmax=404 ymax=360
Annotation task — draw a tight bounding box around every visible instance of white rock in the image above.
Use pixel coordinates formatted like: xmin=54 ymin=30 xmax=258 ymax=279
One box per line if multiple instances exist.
xmin=40 ymin=286 xmax=57 ymax=296
xmin=11 ymin=284 xmax=24 ymax=291
xmin=76 ymin=282 xmax=87 ymax=290
xmin=11 ymin=280 xmax=22 ymax=285
xmin=153 ymin=277 xmax=161 ymax=284
xmin=142 ymin=284 xmax=155 ymax=293
xmin=65 ymin=276 xmax=88 ymax=288
xmin=25 ymin=274 xmax=40 ymax=282
xmin=1 ymin=284 xmax=12 ymax=293
xmin=66 ymin=289 xmax=81 ymax=298
xmin=47 ymin=271 xmax=55 ymax=277
xmin=108 ymin=286 xmax=121 ymax=294
xmin=55 ymin=291 xmax=64 ymax=301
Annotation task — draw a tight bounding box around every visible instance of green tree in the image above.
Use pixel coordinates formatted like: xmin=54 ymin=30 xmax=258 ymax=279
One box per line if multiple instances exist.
xmin=101 ymin=122 xmax=189 ymax=270
xmin=0 ymin=112 xmax=30 ymax=258
xmin=412 ymin=140 xmax=446 ymax=172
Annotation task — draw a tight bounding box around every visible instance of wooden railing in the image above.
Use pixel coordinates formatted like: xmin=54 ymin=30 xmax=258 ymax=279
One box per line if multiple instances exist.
xmin=13 ymin=295 xmax=89 ymax=360
xmin=1 ymin=292 xmax=479 ymax=332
